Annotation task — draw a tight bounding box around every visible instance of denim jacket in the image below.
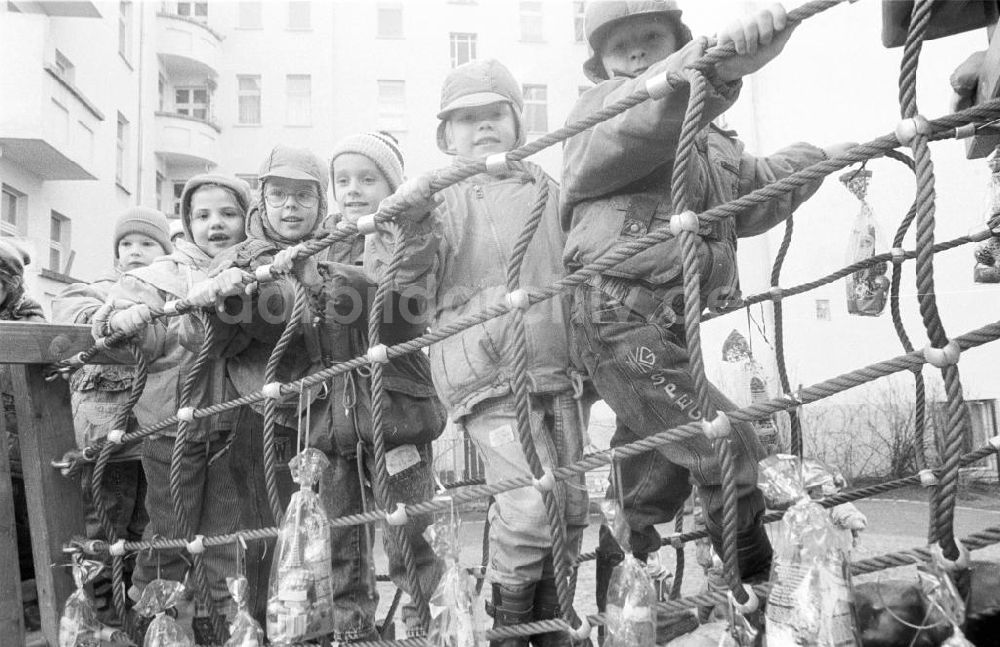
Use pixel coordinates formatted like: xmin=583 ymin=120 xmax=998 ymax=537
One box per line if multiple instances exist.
xmin=561 ymin=63 xmax=827 ymax=297
xmin=366 ymin=160 xmax=575 ymax=419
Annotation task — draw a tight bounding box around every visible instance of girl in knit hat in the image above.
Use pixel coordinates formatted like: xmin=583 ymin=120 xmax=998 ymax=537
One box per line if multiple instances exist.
xmin=52 ymin=206 xmax=172 ymax=624
xmin=187 ymin=139 xmax=446 ymax=641
xmin=94 ymin=175 xmax=251 ymax=643
xmin=0 ymin=238 xmax=44 ymax=321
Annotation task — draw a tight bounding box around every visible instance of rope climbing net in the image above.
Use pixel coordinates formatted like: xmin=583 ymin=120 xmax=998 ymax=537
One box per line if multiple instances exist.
xmin=56 ymin=0 xmax=1000 ymax=644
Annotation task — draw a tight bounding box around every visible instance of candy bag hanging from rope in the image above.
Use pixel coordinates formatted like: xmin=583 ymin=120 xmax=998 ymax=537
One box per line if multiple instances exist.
xmin=842 ymin=168 xmax=890 ymax=316
xmin=973 ymin=147 xmax=1000 ymax=283
xmin=920 ymin=548 xmax=975 ymax=647
xmin=759 ymin=454 xmax=861 ymax=647
xmin=266 ymin=447 xmax=335 ymax=645
xmin=426 ymin=498 xmax=480 ymax=647
xmin=59 ymin=555 xmax=134 ymax=646
xmin=134 ymin=579 xmax=193 ymax=647
xmin=223 ymin=576 xmax=264 ymax=647
xmin=602 ymin=499 xmax=656 ymax=647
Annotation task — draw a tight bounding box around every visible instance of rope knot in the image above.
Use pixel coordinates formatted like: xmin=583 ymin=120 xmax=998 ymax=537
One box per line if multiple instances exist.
xmin=261 ymin=382 xmax=284 ymax=399
xmin=385 ymin=503 xmax=409 ymax=526
xmin=669 ymin=210 xmax=700 ymax=236
xmin=895 ymin=115 xmax=931 ymax=146
xmin=922 ymin=340 xmax=961 ymax=368
xmin=729 ymin=584 xmax=759 ymax=614
xmin=109 ymin=539 xmax=127 ymax=557
xmin=254 ymin=264 xmax=275 ymax=283
xmin=532 ymin=469 xmax=556 ymax=493
xmin=162 ymin=300 xmax=181 ymax=316
xmin=571 ymin=619 xmax=592 ymax=641
xmin=918 ymin=469 xmax=938 ymax=487
xmin=366 ymin=344 xmax=390 ymax=365
xmin=356 ymin=214 xmax=377 ymax=236
xmin=701 ymin=412 xmax=731 ymax=440
xmin=890 ymin=247 xmax=907 ymax=264
xmin=485 ymin=152 xmax=510 ymax=174
xmin=176 ymin=407 xmax=195 ymax=422
xmin=186 ymin=534 xmax=206 ymax=555
xmin=768 ymin=286 xmax=784 ymax=302
xmin=107 ymin=429 xmax=126 ymax=445
xmin=505 ymin=289 xmax=531 ymax=311
xmin=954 ymin=123 xmax=976 ymax=140
xmin=934 ymin=542 xmax=970 ymax=572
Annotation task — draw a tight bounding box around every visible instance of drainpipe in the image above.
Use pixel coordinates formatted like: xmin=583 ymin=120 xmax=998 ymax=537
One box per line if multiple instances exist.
xmin=135 ymin=0 xmax=145 ymax=202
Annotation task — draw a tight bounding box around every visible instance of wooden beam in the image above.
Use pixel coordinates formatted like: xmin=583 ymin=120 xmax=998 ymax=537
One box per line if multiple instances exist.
xmin=9 ymin=364 xmax=86 ymax=647
xmin=0 ymin=366 xmax=26 ymax=647
xmin=0 ymin=322 xmax=124 ymax=365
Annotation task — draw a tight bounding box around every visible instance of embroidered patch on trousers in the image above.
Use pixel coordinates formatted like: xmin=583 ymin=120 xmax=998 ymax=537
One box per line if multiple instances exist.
xmin=386 ymin=444 xmax=422 ymax=475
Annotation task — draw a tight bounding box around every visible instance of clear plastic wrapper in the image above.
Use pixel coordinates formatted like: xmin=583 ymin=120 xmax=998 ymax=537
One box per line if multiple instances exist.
xmin=134 ymin=579 xmax=193 ymax=647
xmin=842 ymin=169 xmax=890 ymax=316
xmin=759 ymin=455 xmax=861 ymax=646
xmin=224 ymin=576 xmax=264 ymax=647
xmin=59 ymin=555 xmax=134 ymax=647
xmin=426 ymin=499 xmax=479 ymax=647
xmin=266 ymin=448 xmax=335 ymax=645
xmin=920 ymin=549 xmax=974 ymax=647
xmin=973 ymin=148 xmax=1000 ymax=283
xmin=602 ymin=500 xmax=656 ymax=647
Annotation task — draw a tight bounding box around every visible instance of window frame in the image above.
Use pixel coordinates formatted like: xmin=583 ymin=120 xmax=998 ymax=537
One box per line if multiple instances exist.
xmin=1 ymin=184 xmax=26 ymax=237
xmin=237 ymin=74 xmax=262 ymax=125
xmin=285 ymin=74 xmax=312 ymax=126
xmin=48 ymin=210 xmax=71 ymax=273
xmin=174 ymin=86 xmax=211 ymax=120
xmin=376 ymin=79 xmax=406 ymax=132
xmin=115 ymin=112 xmax=129 ymax=186
xmin=449 ymin=32 xmax=477 ymax=68
xmin=522 ymin=83 xmax=548 ymax=133
xmin=573 ymin=1 xmax=586 ymax=42
xmin=287 ymin=0 xmax=311 ymax=30
xmin=118 ymin=1 xmax=133 ymax=62
xmin=376 ymin=2 xmax=403 ymax=39
xmin=519 ymin=1 xmax=544 ymax=42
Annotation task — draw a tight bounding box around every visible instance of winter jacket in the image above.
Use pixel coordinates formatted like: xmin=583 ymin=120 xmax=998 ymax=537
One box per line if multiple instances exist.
xmin=200 ymin=208 xmax=445 ymax=453
xmin=366 ymin=160 xmax=575 ymax=419
xmin=561 ymin=63 xmax=827 ymax=295
xmin=52 ymin=269 xmax=143 ymax=458
xmin=97 ymin=240 xmax=237 ymax=441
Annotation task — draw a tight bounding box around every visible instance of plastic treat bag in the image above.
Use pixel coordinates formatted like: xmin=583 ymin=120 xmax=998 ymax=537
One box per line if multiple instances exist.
xmin=224 ymin=576 xmax=264 ymax=647
xmin=973 ymin=148 xmax=1000 ymax=283
xmin=266 ymin=448 xmax=335 ymax=645
xmin=426 ymin=499 xmax=480 ymax=647
xmin=919 ymin=549 xmax=975 ymax=647
xmin=602 ymin=499 xmax=656 ymax=647
xmin=842 ymin=168 xmax=890 ymax=316
xmin=134 ymin=579 xmax=193 ymax=647
xmin=759 ymin=454 xmax=861 ymax=647
xmin=60 ymin=555 xmax=133 ymax=646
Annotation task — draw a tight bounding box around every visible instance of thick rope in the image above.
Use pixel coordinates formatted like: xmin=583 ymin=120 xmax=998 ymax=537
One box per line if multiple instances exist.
xmin=770 ymin=216 xmax=801 ymax=456
xmin=169 ymin=314 xmax=227 ymax=643
xmin=366 ymin=224 xmax=432 ymax=630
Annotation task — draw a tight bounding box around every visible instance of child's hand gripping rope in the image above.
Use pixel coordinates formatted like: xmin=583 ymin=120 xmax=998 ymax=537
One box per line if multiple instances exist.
xmin=185 ymin=267 xmax=257 ymax=312
xmin=95 ymin=299 xmax=154 ymax=337
xmin=714 ymin=3 xmax=796 ymax=82
xmin=380 ymin=174 xmax=443 ymax=226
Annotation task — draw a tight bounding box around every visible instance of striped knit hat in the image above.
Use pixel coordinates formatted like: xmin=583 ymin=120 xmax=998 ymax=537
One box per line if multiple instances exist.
xmin=329 ymin=131 xmax=405 ymax=192
xmin=113 ymin=206 xmax=172 ymax=259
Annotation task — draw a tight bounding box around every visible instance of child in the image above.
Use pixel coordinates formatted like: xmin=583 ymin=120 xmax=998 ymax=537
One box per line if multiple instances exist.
xmin=0 ymin=238 xmax=43 ymax=322
xmin=562 ymin=0 xmax=854 ymax=621
xmin=367 ymin=60 xmax=590 ymax=646
xmin=51 ymin=207 xmax=173 ymax=623
xmin=96 ymin=176 xmax=251 ymax=643
xmin=191 ymin=142 xmax=446 ymax=642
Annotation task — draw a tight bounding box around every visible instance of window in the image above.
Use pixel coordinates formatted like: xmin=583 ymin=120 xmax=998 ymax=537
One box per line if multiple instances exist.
xmin=175 ymin=2 xmax=208 ymax=20
xmin=54 ymin=50 xmax=75 ymax=84
xmin=285 ymin=74 xmax=311 ymax=126
xmin=237 ymin=1 xmax=262 ymax=28
xmin=1 ymin=185 xmax=25 ymax=236
xmin=173 ymin=181 xmax=186 ymax=216
xmin=49 ymin=211 xmax=71 ymax=273
xmin=377 ymin=80 xmax=406 ymax=132
xmin=236 ymin=174 xmax=261 ymax=192
xmin=573 ymin=1 xmax=585 ymax=41
xmin=519 ymin=1 xmax=543 ymax=41
xmin=522 ymin=84 xmax=547 ymax=133
xmin=158 ymin=74 xmax=166 ymax=111
xmin=288 ymin=1 xmax=310 ymax=29
xmin=816 ymin=299 xmax=831 ymax=321
xmin=175 ymin=86 xmax=210 ymax=120
xmin=449 ymin=32 xmax=476 ymax=68
xmin=118 ymin=1 xmax=133 ymax=61
xmin=116 ymin=112 xmax=129 ymax=185
xmin=377 ymin=2 xmax=403 ymax=38
xmin=237 ymin=75 xmax=261 ymax=124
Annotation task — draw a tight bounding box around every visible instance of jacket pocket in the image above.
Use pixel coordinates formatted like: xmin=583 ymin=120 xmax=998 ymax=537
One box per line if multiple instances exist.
xmin=71 ymin=393 xmax=130 ymax=449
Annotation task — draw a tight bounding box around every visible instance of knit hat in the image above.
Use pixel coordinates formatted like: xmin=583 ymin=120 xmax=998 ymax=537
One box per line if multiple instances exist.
xmin=582 ymin=0 xmax=692 ymax=83
xmin=179 ymin=174 xmax=253 ymax=241
xmin=329 ymin=131 xmax=405 ymax=192
xmin=112 ymin=207 xmax=172 ymax=259
xmin=436 ymin=59 xmax=526 ymax=154
xmin=258 ymin=145 xmax=329 ymax=218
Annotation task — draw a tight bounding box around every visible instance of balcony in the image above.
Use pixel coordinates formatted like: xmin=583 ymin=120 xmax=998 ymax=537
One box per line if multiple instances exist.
xmin=156 ymin=11 xmax=222 ymax=78
xmin=154 ymin=112 xmax=220 ymax=168
xmin=0 ymin=14 xmax=98 ymax=180
xmin=7 ymin=1 xmax=100 ymax=18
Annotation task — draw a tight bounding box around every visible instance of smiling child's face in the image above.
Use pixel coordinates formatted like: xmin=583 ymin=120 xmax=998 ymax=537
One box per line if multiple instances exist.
xmin=444 ymin=102 xmax=518 ymax=160
xmin=332 ymin=153 xmax=392 ymax=223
